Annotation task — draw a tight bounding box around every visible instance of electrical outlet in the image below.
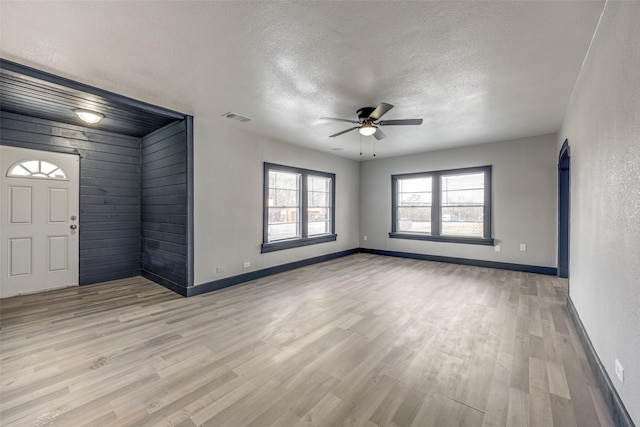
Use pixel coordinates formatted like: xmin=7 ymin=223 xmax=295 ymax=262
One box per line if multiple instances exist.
xmin=494 ymin=244 xmax=501 ymax=252
xmin=363 ymin=235 xmax=368 ymax=241
xmin=216 ymin=266 xmax=225 ymax=273
xmin=243 ymin=261 xmax=251 ymax=268
xmin=615 ymin=359 xmax=624 ymax=383
xmin=520 ymin=244 xmax=527 ymax=251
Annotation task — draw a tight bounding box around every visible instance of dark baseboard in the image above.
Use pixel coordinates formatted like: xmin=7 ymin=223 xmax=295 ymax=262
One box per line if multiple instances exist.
xmin=566 ymin=296 xmax=636 ymax=427
xmin=359 ymin=248 xmax=558 ymax=275
xmin=186 ymin=248 xmax=359 ymax=297
xmin=141 ymin=270 xmax=188 ymax=297
xmin=151 ymin=247 xmax=558 ymax=298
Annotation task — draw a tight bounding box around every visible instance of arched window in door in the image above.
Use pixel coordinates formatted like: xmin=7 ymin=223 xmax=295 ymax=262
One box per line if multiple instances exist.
xmin=7 ymin=159 xmax=67 ymax=180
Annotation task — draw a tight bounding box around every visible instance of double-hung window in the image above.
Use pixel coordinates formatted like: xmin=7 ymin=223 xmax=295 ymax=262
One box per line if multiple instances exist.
xmin=262 ymin=163 xmax=336 ymax=253
xmin=390 ymin=166 xmax=493 ymax=245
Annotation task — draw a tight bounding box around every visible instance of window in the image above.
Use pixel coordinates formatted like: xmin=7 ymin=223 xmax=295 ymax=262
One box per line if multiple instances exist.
xmin=307 ymin=175 xmax=333 ymax=237
xmin=266 ymin=169 xmax=301 ymax=241
xmin=7 ymin=160 xmax=67 ymax=180
xmin=391 ymin=166 xmax=493 ymax=245
xmin=263 ymin=163 xmax=336 ymax=253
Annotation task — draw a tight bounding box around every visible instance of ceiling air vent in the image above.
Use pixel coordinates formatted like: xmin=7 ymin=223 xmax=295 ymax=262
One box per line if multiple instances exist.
xmin=222 ymin=112 xmax=252 ymax=123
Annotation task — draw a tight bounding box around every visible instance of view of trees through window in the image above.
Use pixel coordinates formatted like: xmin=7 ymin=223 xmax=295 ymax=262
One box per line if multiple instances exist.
xmin=393 ymin=167 xmax=489 ymax=240
xmin=268 ymin=170 xmax=301 ymax=242
xmin=441 ymin=172 xmax=484 ymax=237
xmin=397 ymin=177 xmax=432 ymax=233
xmin=308 ymin=175 xmax=332 ymax=236
xmin=266 ymin=166 xmax=334 ymax=243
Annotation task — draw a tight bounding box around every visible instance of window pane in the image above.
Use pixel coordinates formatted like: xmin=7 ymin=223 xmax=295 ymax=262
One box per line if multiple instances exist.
xmin=441 ymin=206 xmax=484 ymax=237
xmin=441 ymin=172 xmax=484 ymax=238
xmin=274 ymin=171 xmax=299 ymax=189
xmin=308 ymin=176 xmax=331 ymax=208
xmin=268 ymin=207 xmax=300 ymax=241
xmin=441 ymin=188 xmax=484 ymax=205
xmin=268 ymin=169 xmax=301 ymax=242
xmin=7 ymin=160 xmax=67 ymax=179
xmin=399 ymin=192 xmax=431 ymax=206
xmin=308 ymin=191 xmax=328 ymax=207
xmin=49 ymin=169 xmax=66 ymax=179
xmin=8 ymin=165 xmax=30 ymax=176
xmin=397 ymin=177 xmax=432 ymax=233
xmin=22 ymin=160 xmax=39 ymax=173
xmin=268 ymin=207 xmax=299 ymax=224
xmin=40 ymin=161 xmax=57 ymax=174
xmin=441 ymin=173 xmax=484 ymax=191
xmin=308 ymin=207 xmax=329 ymax=222
xmin=397 ymin=207 xmax=431 ymax=233
xmin=398 ymin=177 xmax=431 ymax=193
xmin=309 ymin=175 xmax=331 ymax=192
xmin=271 ymin=189 xmax=299 ymax=207
xmin=309 ymin=219 xmax=331 ymax=236
xmin=268 ymin=222 xmax=301 ymax=241
xmin=307 ymin=175 xmax=331 ymax=237
xmin=440 ymin=172 xmax=484 ymax=206
xmin=442 ymin=174 xmax=483 ymax=202
xmin=398 ymin=177 xmax=432 ymax=208
xmin=308 ymin=206 xmax=331 ymax=236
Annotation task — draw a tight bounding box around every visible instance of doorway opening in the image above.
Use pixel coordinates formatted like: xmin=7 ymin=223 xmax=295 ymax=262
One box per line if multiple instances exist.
xmin=558 ymin=139 xmax=570 ymax=278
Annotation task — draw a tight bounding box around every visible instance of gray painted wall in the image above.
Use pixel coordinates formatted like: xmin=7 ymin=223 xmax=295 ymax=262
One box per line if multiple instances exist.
xmin=559 ymin=2 xmax=640 ymax=423
xmin=192 ymin=119 xmax=360 ymax=287
xmin=141 ymin=119 xmax=189 ymax=290
xmin=0 ymin=111 xmax=141 ymax=284
xmin=360 ymin=134 xmax=558 ymax=267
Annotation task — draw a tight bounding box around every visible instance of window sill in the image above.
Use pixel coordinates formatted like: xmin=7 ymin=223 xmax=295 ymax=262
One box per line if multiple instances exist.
xmin=389 ymin=232 xmax=494 ymax=246
xmin=262 ymin=234 xmax=337 ymax=253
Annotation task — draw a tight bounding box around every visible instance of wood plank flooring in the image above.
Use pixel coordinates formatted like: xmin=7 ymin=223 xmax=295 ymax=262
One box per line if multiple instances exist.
xmin=0 ymin=254 xmax=615 ymax=426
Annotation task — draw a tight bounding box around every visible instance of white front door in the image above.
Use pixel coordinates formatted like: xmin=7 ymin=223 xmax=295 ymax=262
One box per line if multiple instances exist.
xmin=0 ymin=146 xmax=80 ymax=298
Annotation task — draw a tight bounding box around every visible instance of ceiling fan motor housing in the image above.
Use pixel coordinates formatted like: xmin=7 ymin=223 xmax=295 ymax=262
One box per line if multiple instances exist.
xmin=357 ymin=107 xmax=376 ymax=121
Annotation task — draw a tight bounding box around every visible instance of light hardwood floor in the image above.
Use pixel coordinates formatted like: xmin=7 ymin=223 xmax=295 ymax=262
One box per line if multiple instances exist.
xmin=0 ymin=254 xmax=615 ymax=427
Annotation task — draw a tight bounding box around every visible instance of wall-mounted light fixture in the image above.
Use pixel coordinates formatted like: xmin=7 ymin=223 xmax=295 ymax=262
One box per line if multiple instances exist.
xmin=74 ymin=109 xmax=104 ymax=124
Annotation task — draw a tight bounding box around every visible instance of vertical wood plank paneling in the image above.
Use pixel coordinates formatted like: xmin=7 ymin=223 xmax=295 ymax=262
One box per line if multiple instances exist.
xmin=140 ymin=119 xmax=188 ymax=291
xmin=0 ymin=111 xmax=141 ymax=285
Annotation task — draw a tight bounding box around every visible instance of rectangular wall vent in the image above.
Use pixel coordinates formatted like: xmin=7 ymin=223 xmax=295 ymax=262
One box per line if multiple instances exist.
xmin=221 ymin=112 xmax=252 ymax=123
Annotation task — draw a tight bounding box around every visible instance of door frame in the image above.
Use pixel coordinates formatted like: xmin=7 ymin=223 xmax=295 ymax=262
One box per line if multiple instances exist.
xmin=558 ymin=139 xmax=570 ymax=279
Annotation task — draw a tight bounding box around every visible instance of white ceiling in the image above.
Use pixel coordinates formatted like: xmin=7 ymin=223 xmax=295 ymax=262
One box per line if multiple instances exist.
xmin=0 ymin=1 xmax=604 ymax=160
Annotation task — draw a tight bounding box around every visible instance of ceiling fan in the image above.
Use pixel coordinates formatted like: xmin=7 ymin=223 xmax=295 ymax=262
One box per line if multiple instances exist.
xmin=321 ymin=102 xmax=423 ymax=140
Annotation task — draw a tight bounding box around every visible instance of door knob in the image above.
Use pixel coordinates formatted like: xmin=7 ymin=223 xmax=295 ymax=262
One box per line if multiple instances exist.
xmin=70 ymin=224 xmax=78 ymax=230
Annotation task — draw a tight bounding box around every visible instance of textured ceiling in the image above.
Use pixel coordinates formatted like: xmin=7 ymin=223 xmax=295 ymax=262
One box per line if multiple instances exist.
xmin=0 ymin=1 xmax=604 ymax=160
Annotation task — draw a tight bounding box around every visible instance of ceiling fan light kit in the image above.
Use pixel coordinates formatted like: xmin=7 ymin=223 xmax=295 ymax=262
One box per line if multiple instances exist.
xmin=322 ymin=102 xmax=423 ymax=142
xmin=358 ymin=123 xmax=377 ymax=136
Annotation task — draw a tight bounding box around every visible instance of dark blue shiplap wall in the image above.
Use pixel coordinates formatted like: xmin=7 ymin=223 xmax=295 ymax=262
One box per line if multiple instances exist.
xmin=140 ymin=119 xmax=191 ymax=292
xmin=0 ymin=111 xmax=141 ymax=284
